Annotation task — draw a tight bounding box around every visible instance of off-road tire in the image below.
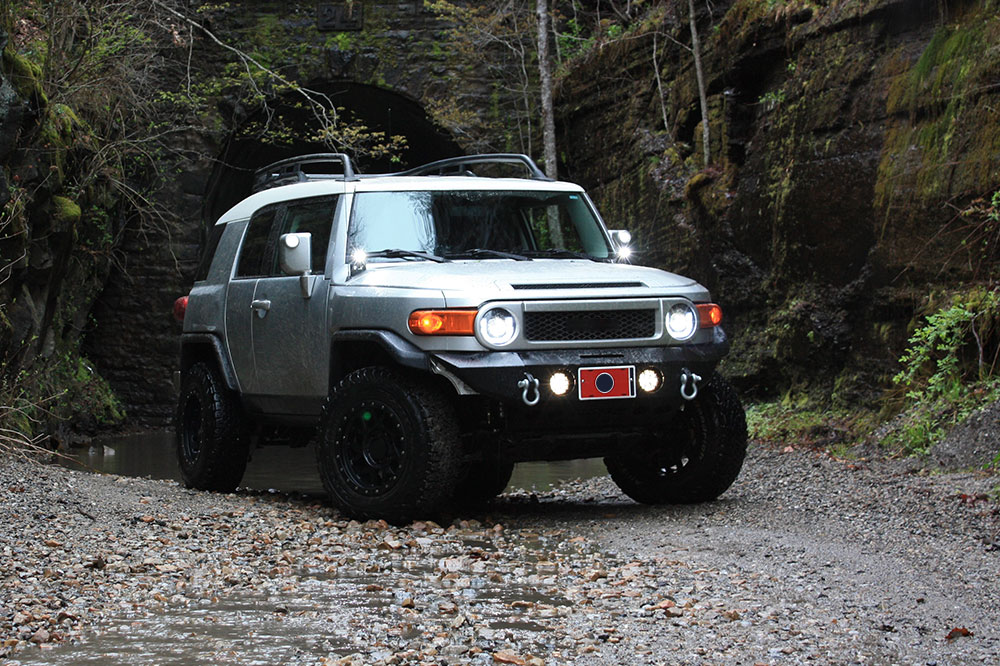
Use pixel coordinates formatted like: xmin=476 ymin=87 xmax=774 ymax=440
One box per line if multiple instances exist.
xmin=605 ymin=372 xmax=747 ymax=504
xmin=316 ymin=367 xmax=462 ymax=523
xmin=176 ymin=362 xmax=249 ymax=492
xmin=453 ymin=458 xmax=515 ymax=505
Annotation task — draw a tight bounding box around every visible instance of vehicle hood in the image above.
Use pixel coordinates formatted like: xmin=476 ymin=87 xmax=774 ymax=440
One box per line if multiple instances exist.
xmin=346 ymin=259 xmax=699 ymax=294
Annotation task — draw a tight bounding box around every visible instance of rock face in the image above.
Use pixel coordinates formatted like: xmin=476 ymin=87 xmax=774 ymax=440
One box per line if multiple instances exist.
xmin=557 ymin=0 xmax=1000 ymax=405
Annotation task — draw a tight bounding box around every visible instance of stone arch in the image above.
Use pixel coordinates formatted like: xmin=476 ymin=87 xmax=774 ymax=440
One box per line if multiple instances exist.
xmin=203 ymin=82 xmax=461 ymax=223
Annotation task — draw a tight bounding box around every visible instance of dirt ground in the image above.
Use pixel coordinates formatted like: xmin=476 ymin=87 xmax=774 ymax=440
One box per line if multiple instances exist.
xmin=2 ymin=442 xmax=998 ymax=665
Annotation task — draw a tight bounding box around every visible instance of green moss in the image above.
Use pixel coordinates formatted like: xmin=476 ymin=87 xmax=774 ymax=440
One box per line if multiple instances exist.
xmin=39 ymin=103 xmax=83 ymax=147
xmin=50 ymin=196 xmax=81 ymax=227
xmin=746 ymin=400 xmax=870 ymax=450
xmin=877 ymin=10 xmax=1000 ymax=223
xmin=1 ymin=49 xmax=47 ymax=104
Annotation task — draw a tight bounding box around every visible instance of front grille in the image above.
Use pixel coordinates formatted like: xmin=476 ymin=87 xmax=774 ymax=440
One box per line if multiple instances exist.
xmin=524 ymin=309 xmax=656 ymax=341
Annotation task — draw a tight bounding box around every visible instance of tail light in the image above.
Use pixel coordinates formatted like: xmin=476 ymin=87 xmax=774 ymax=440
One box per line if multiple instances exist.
xmin=173 ymin=296 xmax=189 ymax=322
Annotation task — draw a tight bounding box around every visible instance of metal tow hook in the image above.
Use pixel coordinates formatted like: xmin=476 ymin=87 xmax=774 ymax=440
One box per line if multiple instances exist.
xmin=518 ymin=373 xmax=540 ymax=407
xmin=680 ymin=368 xmax=702 ymax=401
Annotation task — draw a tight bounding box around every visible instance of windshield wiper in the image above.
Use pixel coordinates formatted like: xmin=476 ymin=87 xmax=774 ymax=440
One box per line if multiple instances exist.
xmin=443 ymin=248 xmax=531 ymax=261
xmin=366 ymin=248 xmax=448 ymax=263
xmin=522 ymin=248 xmax=604 ymax=261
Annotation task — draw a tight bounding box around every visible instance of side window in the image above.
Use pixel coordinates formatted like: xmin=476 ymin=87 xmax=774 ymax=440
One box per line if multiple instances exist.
xmin=267 ymin=195 xmax=338 ymax=276
xmin=194 ymin=222 xmax=225 ymax=282
xmin=236 ymin=206 xmax=278 ymax=278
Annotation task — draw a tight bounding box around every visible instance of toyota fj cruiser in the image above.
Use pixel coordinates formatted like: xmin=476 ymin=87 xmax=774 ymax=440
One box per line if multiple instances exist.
xmin=174 ymin=153 xmax=747 ymax=522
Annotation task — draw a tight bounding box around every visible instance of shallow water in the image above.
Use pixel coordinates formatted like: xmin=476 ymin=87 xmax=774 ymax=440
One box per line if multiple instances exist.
xmin=59 ymin=430 xmax=608 ymax=495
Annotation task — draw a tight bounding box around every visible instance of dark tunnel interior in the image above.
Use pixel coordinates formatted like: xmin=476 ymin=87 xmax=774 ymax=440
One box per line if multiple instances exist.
xmin=202 ymin=82 xmax=462 ymax=224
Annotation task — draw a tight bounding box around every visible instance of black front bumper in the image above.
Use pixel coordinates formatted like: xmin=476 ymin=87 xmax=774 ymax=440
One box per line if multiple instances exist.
xmin=430 ymin=326 xmax=729 ymax=411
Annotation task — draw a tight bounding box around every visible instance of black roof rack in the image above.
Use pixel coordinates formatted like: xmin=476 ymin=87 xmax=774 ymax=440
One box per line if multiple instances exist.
xmin=252 ymin=153 xmax=356 ymax=192
xmin=394 ymin=153 xmax=550 ymax=180
xmin=250 ymin=153 xmax=551 ymax=193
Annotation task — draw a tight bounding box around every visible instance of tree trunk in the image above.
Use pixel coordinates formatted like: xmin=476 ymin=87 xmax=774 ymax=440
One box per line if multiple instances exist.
xmin=688 ymin=0 xmax=710 ymax=166
xmin=536 ymin=0 xmax=564 ymax=246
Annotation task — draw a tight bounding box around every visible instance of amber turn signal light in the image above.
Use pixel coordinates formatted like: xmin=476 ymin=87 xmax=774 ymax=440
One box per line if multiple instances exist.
xmin=697 ymin=303 xmax=722 ymax=328
xmin=408 ymin=309 xmax=477 ymax=336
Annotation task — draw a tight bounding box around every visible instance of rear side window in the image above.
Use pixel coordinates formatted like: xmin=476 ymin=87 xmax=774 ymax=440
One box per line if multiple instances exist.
xmin=234 ymin=195 xmax=339 ymax=279
xmin=193 ymin=223 xmax=225 ymax=282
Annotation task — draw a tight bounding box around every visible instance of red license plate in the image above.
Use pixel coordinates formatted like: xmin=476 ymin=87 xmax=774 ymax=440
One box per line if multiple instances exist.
xmin=578 ymin=366 xmax=635 ymax=400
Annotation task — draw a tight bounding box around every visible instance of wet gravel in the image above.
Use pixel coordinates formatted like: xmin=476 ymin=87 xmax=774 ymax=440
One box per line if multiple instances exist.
xmin=1 ymin=443 xmax=998 ymax=665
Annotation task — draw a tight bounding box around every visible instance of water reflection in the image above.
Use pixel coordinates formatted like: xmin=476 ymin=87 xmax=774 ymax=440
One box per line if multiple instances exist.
xmin=60 ymin=431 xmax=607 ymax=495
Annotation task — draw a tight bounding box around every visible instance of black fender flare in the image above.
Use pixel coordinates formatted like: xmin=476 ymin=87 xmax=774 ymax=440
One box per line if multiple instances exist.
xmin=179 ymin=333 xmax=240 ymax=392
xmin=330 ymin=329 xmax=431 ymax=371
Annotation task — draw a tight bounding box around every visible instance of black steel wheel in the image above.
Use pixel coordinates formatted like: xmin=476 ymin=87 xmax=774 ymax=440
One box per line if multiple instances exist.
xmin=175 ymin=362 xmax=249 ymax=492
xmin=316 ymin=367 xmax=461 ymax=523
xmin=605 ymin=372 xmax=747 ymax=504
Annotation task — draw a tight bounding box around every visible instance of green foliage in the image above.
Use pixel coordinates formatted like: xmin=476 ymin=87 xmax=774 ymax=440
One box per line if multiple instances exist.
xmin=0 ymin=349 xmax=124 ymax=445
xmin=746 ymin=399 xmax=868 ymax=450
xmin=886 ymin=287 xmax=1000 ymax=456
xmin=894 ymin=287 xmax=1000 ymax=401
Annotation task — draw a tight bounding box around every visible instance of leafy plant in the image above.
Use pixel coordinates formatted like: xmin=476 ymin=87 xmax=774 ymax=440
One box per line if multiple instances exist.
xmin=886 ymin=287 xmax=1000 ymax=456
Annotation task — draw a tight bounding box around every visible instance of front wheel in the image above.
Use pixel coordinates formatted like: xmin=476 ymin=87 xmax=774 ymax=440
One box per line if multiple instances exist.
xmin=176 ymin=362 xmax=249 ymax=492
xmin=605 ymin=372 xmax=747 ymax=504
xmin=316 ymin=367 xmax=462 ymax=523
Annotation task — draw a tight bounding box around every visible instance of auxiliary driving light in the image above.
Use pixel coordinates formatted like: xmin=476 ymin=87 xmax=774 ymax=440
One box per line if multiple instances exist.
xmin=638 ymin=368 xmax=662 ymax=393
xmin=549 ymin=371 xmax=571 ymax=396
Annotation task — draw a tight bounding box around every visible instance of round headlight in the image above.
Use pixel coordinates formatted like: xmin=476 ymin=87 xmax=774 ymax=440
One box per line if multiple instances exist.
xmin=666 ymin=303 xmax=697 ymax=341
xmin=478 ymin=308 xmax=517 ymax=346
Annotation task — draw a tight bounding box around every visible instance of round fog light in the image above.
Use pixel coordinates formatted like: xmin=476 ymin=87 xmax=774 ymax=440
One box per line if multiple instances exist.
xmin=549 ymin=371 xmax=571 ymax=396
xmin=638 ymin=369 xmax=661 ymax=393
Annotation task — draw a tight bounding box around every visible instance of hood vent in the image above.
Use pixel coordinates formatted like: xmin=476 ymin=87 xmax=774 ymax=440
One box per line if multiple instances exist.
xmin=511 ymin=281 xmax=645 ymax=290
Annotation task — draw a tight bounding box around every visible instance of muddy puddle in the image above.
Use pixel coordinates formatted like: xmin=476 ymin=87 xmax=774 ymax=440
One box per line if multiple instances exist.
xmin=58 ymin=430 xmax=608 ymax=495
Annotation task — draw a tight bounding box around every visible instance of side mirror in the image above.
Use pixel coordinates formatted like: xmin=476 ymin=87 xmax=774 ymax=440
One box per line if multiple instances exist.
xmin=608 ymin=229 xmax=633 ymax=261
xmin=279 ymin=233 xmax=318 ymax=298
xmin=279 ymin=233 xmax=312 ymax=276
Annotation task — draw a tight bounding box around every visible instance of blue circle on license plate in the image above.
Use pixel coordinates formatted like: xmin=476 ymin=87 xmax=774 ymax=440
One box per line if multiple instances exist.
xmin=595 ymin=372 xmax=615 ymax=393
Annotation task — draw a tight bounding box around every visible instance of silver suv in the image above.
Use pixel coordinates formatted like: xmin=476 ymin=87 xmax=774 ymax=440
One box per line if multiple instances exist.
xmin=174 ymin=153 xmax=747 ymax=522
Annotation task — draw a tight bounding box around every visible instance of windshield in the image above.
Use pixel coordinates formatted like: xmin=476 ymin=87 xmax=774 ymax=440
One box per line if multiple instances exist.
xmin=347 ymin=190 xmax=612 ymax=261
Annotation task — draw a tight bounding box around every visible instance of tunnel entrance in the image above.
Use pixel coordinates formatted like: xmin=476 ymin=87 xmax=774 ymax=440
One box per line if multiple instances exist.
xmin=203 ymin=82 xmax=462 ymax=223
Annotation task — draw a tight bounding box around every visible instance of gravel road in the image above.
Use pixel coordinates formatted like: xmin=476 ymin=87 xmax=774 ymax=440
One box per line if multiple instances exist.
xmin=1 ymin=443 xmax=998 ymax=665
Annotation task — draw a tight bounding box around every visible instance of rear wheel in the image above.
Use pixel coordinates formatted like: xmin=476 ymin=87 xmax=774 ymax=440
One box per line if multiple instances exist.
xmin=316 ymin=367 xmax=462 ymax=523
xmin=605 ymin=373 xmax=747 ymax=504
xmin=176 ymin=362 xmax=249 ymax=492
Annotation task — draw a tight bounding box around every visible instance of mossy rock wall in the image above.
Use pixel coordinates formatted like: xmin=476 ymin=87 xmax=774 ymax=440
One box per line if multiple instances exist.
xmin=1 ymin=30 xmax=125 ymax=440
xmin=557 ymin=0 xmax=1000 ymax=405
